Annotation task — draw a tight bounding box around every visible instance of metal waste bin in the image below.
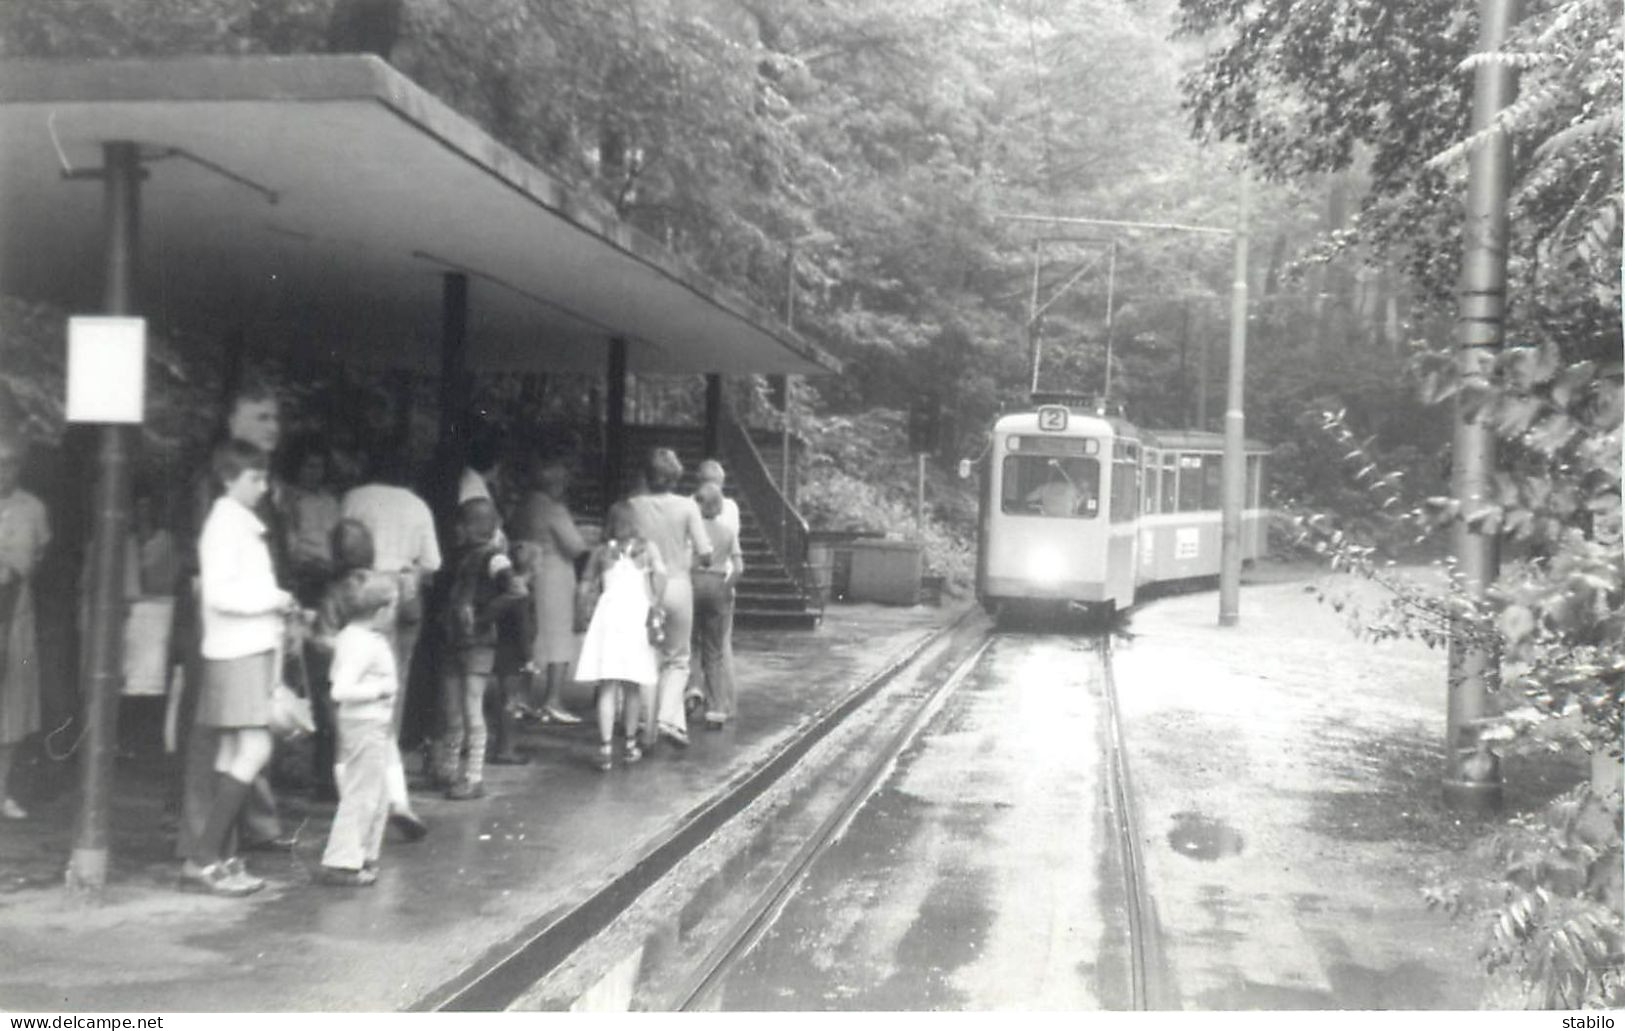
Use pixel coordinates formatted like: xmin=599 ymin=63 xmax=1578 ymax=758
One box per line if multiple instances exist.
xmin=846 ymin=538 xmax=923 ymax=605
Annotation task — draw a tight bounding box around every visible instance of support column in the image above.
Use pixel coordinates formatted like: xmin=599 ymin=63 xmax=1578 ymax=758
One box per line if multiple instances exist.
xmin=703 ymin=374 xmax=722 ymax=460
xmin=604 ymin=339 xmax=628 ymax=503
xmin=434 ymin=273 xmax=469 ymax=522
xmin=390 ymin=368 xmax=414 ymax=456
xmin=1218 ymin=171 xmax=1251 ymax=627
xmin=68 ymin=141 xmax=140 ymax=893
xmin=1445 ymin=0 xmax=1519 ymax=815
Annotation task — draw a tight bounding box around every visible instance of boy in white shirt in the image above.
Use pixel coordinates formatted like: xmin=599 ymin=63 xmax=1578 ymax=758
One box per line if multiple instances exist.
xmin=318 ymin=573 xmax=400 ymax=886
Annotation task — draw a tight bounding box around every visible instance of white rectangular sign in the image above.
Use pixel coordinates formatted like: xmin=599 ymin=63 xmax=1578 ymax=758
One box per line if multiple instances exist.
xmin=66 ymin=316 xmax=146 ymax=423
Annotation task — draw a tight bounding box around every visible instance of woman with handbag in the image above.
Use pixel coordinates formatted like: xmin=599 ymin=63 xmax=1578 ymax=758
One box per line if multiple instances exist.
xmin=626 ymin=449 xmax=712 ymax=750
xmin=575 ymin=503 xmax=666 ymax=771
xmin=185 ymin=439 xmax=298 ymax=897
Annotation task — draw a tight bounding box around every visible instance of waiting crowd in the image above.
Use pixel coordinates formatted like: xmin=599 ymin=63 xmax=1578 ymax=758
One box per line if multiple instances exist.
xmin=0 ymin=381 xmax=745 ymax=898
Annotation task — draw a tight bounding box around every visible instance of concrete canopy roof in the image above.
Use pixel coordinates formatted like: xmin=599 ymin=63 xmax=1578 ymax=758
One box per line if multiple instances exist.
xmin=0 ymin=55 xmax=838 ymax=376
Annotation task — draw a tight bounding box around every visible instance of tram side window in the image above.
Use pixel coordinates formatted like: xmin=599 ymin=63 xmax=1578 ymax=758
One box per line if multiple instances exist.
xmin=1176 ymin=454 xmax=1204 ymax=511
xmin=1247 ymin=455 xmax=1264 ymax=507
xmin=1111 ymin=459 xmax=1139 ymax=522
xmin=1202 ymin=455 xmax=1223 ymax=508
xmin=1161 ymin=455 xmax=1177 ymax=513
xmin=1143 ymin=462 xmax=1160 ymax=514
xmin=1002 ymin=455 xmax=1101 ymax=518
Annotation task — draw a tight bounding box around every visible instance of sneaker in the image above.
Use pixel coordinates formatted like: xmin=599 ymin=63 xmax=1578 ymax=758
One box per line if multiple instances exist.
xmin=542 ymin=706 xmax=582 ymax=725
xmin=317 ymin=865 xmax=378 ymax=887
xmin=623 ymin=742 xmax=643 ymax=765
xmin=221 ymin=857 xmax=267 ymax=892
xmin=445 ymin=777 xmax=486 ymax=801
xmin=1 ymin=797 xmax=27 ymax=820
xmin=704 ymin=713 xmax=726 ymax=730
xmin=596 ymin=744 xmax=613 ymax=772
xmin=180 ymin=860 xmax=263 ymax=897
xmin=388 ymin=810 xmax=429 ymax=842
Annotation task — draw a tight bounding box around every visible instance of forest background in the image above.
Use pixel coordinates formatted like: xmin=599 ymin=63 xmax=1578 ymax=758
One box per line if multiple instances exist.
xmin=0 ymin=0 xmax=1441 ymax=579
xmin=0 ymin=0 xmax=1619 ymax=1007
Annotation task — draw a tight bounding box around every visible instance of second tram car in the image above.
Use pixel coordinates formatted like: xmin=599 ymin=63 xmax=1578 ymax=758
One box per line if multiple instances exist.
xmin=975 ymin=402 xmax=1270 ymax=617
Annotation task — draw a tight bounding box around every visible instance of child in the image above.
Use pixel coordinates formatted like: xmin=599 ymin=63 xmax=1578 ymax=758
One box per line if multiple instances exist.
xmin=185 ymin=439 xmax=296 ymax=897
xmin=306 ymin=518 xmax=379 ymax=802
xmin=486 ymin=540 xmax=538 ymax=766
xmin=435 ymin=497 xmax=526 ymax=799
xmin=318 ymin=572 xmax=399 ymax=886
xmin=575 ymin=502 xmax=665 ymax=771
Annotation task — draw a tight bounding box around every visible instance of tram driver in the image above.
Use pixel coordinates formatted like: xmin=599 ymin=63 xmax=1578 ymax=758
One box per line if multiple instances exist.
xmin=1026 ymin=459 xmax=1092 ymax=517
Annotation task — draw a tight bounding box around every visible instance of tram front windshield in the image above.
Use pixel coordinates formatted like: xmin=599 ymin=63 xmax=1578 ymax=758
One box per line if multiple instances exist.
xmin=1002 ymin=455 xmax=1101 ymax=518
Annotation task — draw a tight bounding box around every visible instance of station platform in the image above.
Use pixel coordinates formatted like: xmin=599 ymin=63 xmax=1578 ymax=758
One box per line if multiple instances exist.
xmin=0 ymin=601 xmax=968 ymax=1012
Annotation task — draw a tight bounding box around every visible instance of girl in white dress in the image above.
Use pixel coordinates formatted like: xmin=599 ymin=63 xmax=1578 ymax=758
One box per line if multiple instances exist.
xmin=575 ymin=503 xmax=666 ymax=770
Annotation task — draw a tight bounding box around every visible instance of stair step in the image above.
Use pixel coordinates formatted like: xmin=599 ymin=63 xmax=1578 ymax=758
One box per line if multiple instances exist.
xmin=734 ymin=608 xmax=821 ymax=631
xmin=734 ymin=592 xmax=809 ymax=611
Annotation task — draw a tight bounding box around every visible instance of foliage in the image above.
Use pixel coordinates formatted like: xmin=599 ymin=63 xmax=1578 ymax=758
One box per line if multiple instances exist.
xmin=1428 ymin=785 xmax=1624 ymax=1009
xmin=795 ymin=406 xmax=974 ymax=592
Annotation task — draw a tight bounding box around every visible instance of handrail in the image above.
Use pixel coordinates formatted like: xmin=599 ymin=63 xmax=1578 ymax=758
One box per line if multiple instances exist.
xmin=719 ymin=403 xmax=821 ymax=617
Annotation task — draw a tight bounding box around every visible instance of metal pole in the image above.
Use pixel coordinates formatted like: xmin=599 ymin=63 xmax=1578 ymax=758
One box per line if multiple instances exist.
xmin=916 ymin=452 xmax=926 ymax=540
xmin=68 ymin=141 xmax=140 ymax=893
xmin=703 ymin=374 xmax=722 ymax=460
xmin=1445 ymin=0 xmax=1519 ymax=815
xmin=1103 ymin=239 xmax=1118 ymax=405
xmin=1218 ymin=170 xmax=1251 ymax=627
xmin=435 ymin=273 xmax=469 ymax=522
xmin=998 ymin=212 xmax=1236 ymax=236
xmin=1028 ymin=240 xmax=1043 ymax=396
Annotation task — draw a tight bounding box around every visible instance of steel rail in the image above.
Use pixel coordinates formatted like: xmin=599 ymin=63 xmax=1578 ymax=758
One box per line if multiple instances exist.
xmin=674 ymin=635 xmax=996 ymax=1011
xmin=1097 ymin=632 xmax=1168 ymax=1010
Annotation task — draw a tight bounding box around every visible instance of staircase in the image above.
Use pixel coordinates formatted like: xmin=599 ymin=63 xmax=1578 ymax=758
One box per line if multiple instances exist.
xmin=566 ymin=422 xmax=822 ymax=631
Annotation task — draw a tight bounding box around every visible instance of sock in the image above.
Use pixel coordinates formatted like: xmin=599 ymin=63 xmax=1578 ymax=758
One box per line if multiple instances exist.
xmin=193 ymin=772 xmax=253 ymax=866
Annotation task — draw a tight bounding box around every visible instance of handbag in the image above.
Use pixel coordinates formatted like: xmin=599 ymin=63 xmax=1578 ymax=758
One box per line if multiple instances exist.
xmin=646 ymin=603 xmax=667 ymax=647
xmin=267 ymin=638 xmax=316 ymax=741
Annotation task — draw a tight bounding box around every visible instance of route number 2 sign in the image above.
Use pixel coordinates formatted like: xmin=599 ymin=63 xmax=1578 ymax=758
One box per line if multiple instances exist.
xmin=1036 ymin=405 xmax=1068 ymax=432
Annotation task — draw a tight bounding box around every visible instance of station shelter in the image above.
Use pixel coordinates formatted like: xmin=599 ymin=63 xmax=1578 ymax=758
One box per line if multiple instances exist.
xmin=0 ymin=54 xmax=838 ymax=880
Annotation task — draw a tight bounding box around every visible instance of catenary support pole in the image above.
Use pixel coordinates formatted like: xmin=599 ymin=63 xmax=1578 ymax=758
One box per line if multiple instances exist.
xmin=1028 ymin=240 xmax=1043 ymax=395
xmin=68 ymin=141 xmax=140 ymax=893
xmin=604 ymin=339 xmax=628 ymax=504
xmin=1218 ymin=170 xmax=1251 ymax=627
xmin=916 ymin=452 xmax=926 ymax=541
xmin=1103 ymin=239 xmax=1118 ymax=405
xmin=1444 ymin=0 xmax=1519 ymax=815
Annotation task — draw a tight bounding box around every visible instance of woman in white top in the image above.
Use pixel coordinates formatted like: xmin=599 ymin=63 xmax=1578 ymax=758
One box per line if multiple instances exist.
xmin=186 ymin=440 xmax=296 ymax=897
xmin=627 ymin=448 xmax=713 ymax=748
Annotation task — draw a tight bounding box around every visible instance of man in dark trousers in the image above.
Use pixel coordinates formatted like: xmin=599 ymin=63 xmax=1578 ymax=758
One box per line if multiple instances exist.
xmin=171 ymin=383 xmax=292 ymax=859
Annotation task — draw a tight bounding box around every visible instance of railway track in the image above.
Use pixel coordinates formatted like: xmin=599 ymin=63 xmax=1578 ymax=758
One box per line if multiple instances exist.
xmin=441 ymin=618 xmax=1166 ymax=1011
xmin=670 ymin=627 xmax=1167 ymax=1011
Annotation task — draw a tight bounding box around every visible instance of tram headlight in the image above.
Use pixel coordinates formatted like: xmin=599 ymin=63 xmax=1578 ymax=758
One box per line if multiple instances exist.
xmin=1027 ymin=547 xmax=1065 ymax=584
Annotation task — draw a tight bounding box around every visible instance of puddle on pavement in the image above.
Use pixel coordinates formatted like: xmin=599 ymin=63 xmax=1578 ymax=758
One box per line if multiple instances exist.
xmin=1166 ymin=812 xmax=1245 ymax=861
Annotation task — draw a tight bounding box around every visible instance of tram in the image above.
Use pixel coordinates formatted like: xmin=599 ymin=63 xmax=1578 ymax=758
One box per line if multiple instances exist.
xmin=973 ymin=398 xmax=1271 ymax=617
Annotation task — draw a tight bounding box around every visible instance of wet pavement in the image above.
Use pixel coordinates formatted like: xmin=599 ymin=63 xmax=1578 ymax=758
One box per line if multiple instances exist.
xmin=0 ymin=601 xmax=966 ymax=1012
xmin=1111 ymin=569 xmax=1491 ymax=1009
xmin=709 ymin=634 xmax=1130 ymax=1010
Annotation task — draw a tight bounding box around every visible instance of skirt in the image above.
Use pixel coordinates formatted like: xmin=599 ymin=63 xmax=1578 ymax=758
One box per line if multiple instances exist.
xmin=197 ymin=650 xmax=276 ymax=729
